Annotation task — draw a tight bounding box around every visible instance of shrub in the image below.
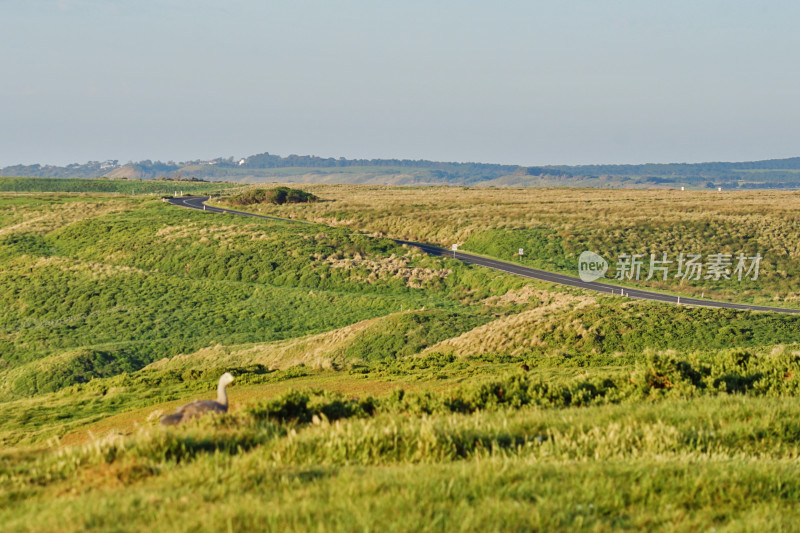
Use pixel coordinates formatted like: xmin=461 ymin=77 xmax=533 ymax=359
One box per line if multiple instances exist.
xmin=229 ymin=187 xmax=319 ymax=206
xmin=244 ymin=389 xmax=374 ymax=424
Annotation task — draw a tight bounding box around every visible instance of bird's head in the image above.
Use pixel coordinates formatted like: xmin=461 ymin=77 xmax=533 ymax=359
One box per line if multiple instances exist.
xmin=219 ymin=372 xmax=235 ymax=387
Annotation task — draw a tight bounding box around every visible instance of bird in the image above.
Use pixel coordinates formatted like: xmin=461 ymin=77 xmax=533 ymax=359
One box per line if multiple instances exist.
xmin=160 ymin=372 xmax=235 ymax=426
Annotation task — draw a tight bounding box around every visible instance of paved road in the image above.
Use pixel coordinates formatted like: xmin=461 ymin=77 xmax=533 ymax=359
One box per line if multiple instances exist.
xmin=169 ymin=195 xmax=305 ymax=222
xmin=168 ymin=196 xmax=800 ymax=315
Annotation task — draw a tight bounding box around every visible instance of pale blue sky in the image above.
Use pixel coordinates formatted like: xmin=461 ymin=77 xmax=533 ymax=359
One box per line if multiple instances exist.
xmin=2 ymin=0 xmax=799 ymax=167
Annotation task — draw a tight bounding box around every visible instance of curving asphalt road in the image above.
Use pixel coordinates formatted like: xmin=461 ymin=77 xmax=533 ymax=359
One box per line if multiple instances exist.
xmin=168 ymin=196 xmax=799 ymax=315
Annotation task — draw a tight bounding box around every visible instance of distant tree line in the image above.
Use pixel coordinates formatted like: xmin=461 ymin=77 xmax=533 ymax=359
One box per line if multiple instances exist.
xmin=4 ymin=153 xmax=800 ymax=188
xmin=238 ymin=151 xmax=518 ymax=172
xmin=551 ymin=157 xmax=800 ymax=177
xmin=234 ymin=152 xmax=521 ymax=183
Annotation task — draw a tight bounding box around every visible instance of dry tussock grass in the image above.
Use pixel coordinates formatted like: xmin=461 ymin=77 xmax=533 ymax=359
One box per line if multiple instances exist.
xmin=323 ymin=252 xmax=451 ymax=287
xmin=216 ymin=185 xmax=800 ymax=252
xmin=146 ymin=311 xmax=416 ymax=372
xmin=423 ymin=291 xmax=596 ymax=357
xmin=0 ymin=199 xmax=133 ymax=236
xmin=29 ymin=256 xmax=147 ymax=279
xmin=154 ymin=222 xmax=276 ymax=244
xmin=481 ymin=284 xmax=548 ymax=306
xmin=213 ymin=185 xmax=800 ymax=304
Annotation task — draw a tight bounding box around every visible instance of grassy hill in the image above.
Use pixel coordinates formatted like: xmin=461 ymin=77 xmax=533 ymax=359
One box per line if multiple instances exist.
xmin=4 ymin=180 xmax=800 ymax=531
xmin=0 ymin=195 xmax=485 ymax=400
xmin=213 ymin=184 xmax=800 ymax=308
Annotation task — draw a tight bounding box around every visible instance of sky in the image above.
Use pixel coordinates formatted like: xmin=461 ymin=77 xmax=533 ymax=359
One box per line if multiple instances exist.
xmin=2 ymin=0 xmax=799 ymax=167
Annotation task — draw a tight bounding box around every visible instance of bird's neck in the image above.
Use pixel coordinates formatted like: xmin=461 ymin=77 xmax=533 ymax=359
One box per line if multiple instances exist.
xmin=217 ymin=381 xmax=229 ymax=407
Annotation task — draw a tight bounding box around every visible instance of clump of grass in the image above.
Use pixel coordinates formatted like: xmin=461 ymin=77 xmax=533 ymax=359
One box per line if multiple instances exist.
xmin=7 ymin=386 xmax=800 ymax=532
xmin=228 ymin=187 xmax=318 ymax=206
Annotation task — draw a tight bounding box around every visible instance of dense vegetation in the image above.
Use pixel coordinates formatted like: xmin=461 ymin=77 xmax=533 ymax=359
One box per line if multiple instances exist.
xmin=0 ymin=193 xmax=484 ymax=401
xmin=549 ymin=156 xmax=800 ymax=188
xmin=221 ymin=185 xmax=800 ymax=308
xmin=4 ymin=181 xmax=800 ymax=531
xmin=6 ymin=354 xmax=800 ymax=530
xmin=0 ymin=154 xmax=521 ymax=183
xmin=229 ymin=186 xmax=318 ymax=206
xmin=7 ymin=152 xmax=800 ymax=188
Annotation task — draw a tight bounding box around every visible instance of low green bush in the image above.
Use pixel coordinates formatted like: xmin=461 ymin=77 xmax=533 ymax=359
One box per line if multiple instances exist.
xmin=229 ymin=187 xmax=318 ymax=206
xmin=245 ymin=389 xmax=375 ymax=424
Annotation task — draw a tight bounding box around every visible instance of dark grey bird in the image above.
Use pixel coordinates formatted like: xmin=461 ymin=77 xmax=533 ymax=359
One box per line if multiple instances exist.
xmin=160 ymin=372 xmax=235 ymax=426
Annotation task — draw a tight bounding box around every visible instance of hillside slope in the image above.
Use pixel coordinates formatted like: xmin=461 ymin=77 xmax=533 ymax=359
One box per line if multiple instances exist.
xmin=6 ymin=152 xmax=800 ymax=188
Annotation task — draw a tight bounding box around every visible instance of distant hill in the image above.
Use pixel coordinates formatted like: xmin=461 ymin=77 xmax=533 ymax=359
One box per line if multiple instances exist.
xmin=3 ymin=152 xmax=800 ymax=189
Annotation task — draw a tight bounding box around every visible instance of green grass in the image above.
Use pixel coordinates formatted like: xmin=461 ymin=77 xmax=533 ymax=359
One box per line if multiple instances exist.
xmin=459 ymin=223 xmax=800 ymax=308
xmin=1 ymin=198 xmax=479 ymax=399
xmin=211 ymin=185 xmax=800 ymax=308
xmin=4 ymin=394 xmax=800 ymax=531
xmin=5 ymin=188 xmax=800 ymax=531
xmin=0 ymin=177 xmax=237 ymax=195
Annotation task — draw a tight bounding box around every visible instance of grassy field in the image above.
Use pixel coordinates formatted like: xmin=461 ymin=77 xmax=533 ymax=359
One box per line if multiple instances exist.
xmin=212 ymin=184 xmax=800 ymax=308
xmin=0 ymin=177 xmax=239 ymax=195
xmin=3 ymin=180 xmax=800 ymax=531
